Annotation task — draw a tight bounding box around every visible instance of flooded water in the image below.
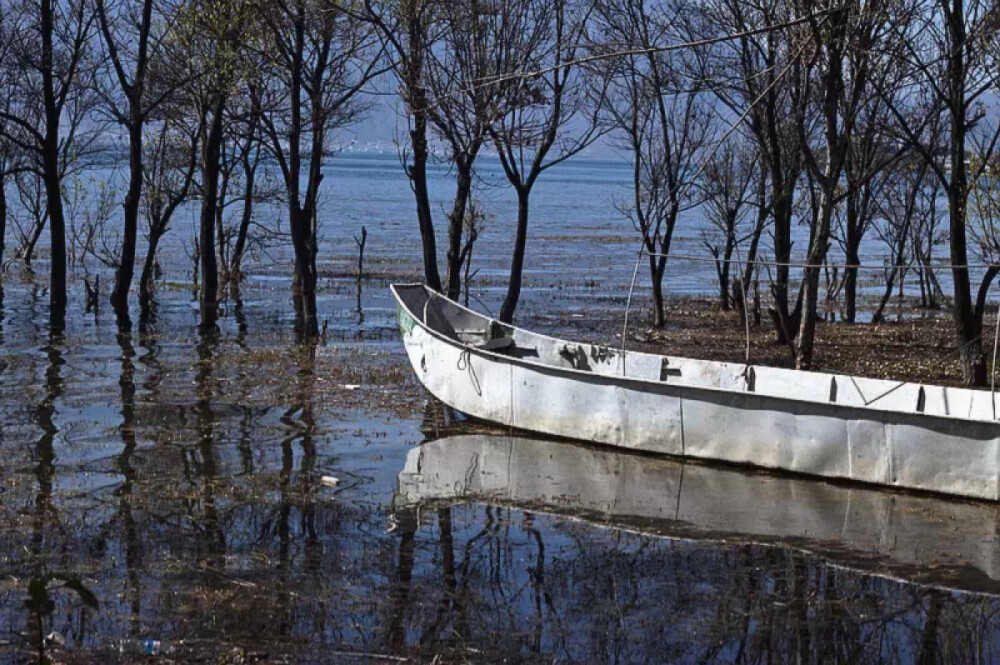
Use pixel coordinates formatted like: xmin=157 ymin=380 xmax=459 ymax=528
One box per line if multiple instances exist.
xmin=2 ymin=154 xmax=1000 ymax=663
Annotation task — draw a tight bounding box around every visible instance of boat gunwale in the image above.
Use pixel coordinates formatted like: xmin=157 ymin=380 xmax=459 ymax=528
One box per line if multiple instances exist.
xmin=390 ymin=282 xmax=1000 ymax=428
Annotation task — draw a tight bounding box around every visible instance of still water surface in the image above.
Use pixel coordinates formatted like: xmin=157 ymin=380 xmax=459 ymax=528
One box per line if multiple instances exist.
xmin=1 ymin=155 xmax=999 ymax=663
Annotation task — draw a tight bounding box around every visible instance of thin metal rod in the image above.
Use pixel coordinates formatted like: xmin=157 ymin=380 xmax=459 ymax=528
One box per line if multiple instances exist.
xmin=992 ymin=302 xmax=1000 ymax=420
xmin=621 ymin=248 xmax=645 ymax=377
xmin=732 ymin=240 xmax=751 ymax=366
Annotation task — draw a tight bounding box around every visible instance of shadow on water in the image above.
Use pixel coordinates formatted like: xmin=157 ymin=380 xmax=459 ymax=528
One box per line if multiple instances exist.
xmin=2 ymin=277 xmax=1000 ymax=663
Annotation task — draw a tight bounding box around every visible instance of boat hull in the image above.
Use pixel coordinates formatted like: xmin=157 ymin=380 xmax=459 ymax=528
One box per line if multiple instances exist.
xmin=392 ymin=284 xmax=1000 ymax=501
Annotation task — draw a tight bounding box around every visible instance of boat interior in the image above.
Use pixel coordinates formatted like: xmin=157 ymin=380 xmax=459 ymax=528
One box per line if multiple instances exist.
xmin=393 ymin=283 xmax=1000 ymax=422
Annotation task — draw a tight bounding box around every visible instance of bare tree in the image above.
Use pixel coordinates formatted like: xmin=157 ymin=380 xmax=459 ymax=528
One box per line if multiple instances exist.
xmin=871 ymin=156 xmax=929 ymax=322
xmin=489 ymin=0 xmax=606 ymax=323
xmin=597 ymin=0 xmax=711 ymax=328
xmin=425 ymin=1 xmax=505 ymax=300
xmin=11 ymin=171 xmax=49 ymax=265
xmin=696 ymin=0 xmax=807 ymax=343
xmin=366 ymin=0 xmax=442 ymax=292
xmin=223 ymin=82 xmax=273 ymax=287
xmin=0 ymin=11 xmax=28 ymax=270
xmin=0 ymin=0 xmax=98 ymax=328
xmin=172 ymin=0 xmax=258 ymax=326
xmin=138 ymin=113 xmax=200 ymax=311
xmin=873 ymin=0 xmax=1000 ymax=385
xmin=95 ymin=0 xmax=185 ymax=326
xmin=911 ymin=161 xmax=947 ymax=310
xmin=839 ymin=95 xmax=896 ymax=323
xmin=257 ymin=0 xmax=382 ymax=337
xmin=794 ymin=0 xmax=892 ymax=369
xmin=700 ymin=135 xmax=757 ymax=311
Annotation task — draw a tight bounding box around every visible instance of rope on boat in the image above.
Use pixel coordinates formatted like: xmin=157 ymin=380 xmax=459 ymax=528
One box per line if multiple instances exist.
xmin=458 ymin=349 xmax=483 ymax=396
xmin=621 ymin=248 xmax=645 ymax=377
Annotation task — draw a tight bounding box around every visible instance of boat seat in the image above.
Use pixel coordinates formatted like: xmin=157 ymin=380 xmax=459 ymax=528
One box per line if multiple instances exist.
xmin=475 ymin=336 xmax=516 ymax=351
xmin=458 ymin=319 xmax=517 ymax=352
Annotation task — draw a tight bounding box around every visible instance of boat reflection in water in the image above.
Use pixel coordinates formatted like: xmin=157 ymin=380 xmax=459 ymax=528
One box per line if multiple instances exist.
xmin=396 ymin=433 xmax=1000 ymax=592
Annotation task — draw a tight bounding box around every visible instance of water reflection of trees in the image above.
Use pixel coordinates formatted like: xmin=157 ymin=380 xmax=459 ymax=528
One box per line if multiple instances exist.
xmin=4 ymin=301 xmax=1000 ymax=661
xmin=387 ymin=505 xmax=1000 ymax=663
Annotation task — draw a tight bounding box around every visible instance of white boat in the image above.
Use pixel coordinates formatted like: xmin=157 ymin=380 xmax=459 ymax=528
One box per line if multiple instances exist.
xmin=391 ymin=283 xmax=1000 ymax=501
xmin=395 ymin=434 xmax=1000 ymax=592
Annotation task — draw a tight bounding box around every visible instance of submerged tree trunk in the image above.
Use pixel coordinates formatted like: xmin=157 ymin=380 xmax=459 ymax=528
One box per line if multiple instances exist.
xmin=41 ymin=0 xmax=66 ymax=329
xmin=111 ymin=113 xmax=144 ymax=327
xmin=444 ymin=160 xmax=474 ymax=301
xmin=199 ymin=96 xmax=226 ymax=327
xmin=289 ymin=205 xmax=319 ymax=337
xmin=231 ymin=101 xmax=261 ymax=284
xmin=231 ymin=169 xmax=255 ymax=283
xmin=0 ymin=178 xmax=6 ymax=268
xmin=843 ymin=192 xmax=862 ymax=323
xmin=410 ymin=120 xmax=441 ymax=293
xmin=138 ymin=225 xmax=162 ymax=310
xmin=499 ymin=188 xmax=530 ymax=324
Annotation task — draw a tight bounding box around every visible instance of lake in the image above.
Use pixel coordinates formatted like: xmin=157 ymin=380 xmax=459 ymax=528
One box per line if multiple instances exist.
xmin=1 ymin=153 xmax=998 ymax=663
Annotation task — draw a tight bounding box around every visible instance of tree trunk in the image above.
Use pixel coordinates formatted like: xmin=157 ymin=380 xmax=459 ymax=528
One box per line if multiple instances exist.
xmin=139 ymin=224 xmax=162 ymax=311
xmin=770 ymin=189 xmax=794 ymax=342
xmin=444 ymin=161 xmax=473 ymax=301
xmin=216 ymin=166 xmax=229 ymax=279
xmin=111 ymin=112 xmax=144 ymax=327
xmin=43 ymin=146 xmax=66 ymax=328
xmin=946 ymin=0 xmax=986 ymax=386
xmin=0 ymin=176 xmax=6 ymax=268
xmin=41 ymin=0 xmax=65 ymax=329
xmin=231 ymin=106 xmax=259 ymax=283
xmin=231 ymin=166 xmax=255 ymax=282
xmin=796 ymin=191 xmax=834 ymax=370
xmin=23 ymin=213 xmax=46 ymax=265
xmin=719 ymin=229 xmax=734 ymax=311
xmin=499 ymin=188 xmax=530 ymax=324
xmin=290 ymin=205 xmax=319 ymax=338
xmin=741 ymin=191 xmax=767 ymax=305
xmin=843 ymin=260 xmax=859 ymax=324
xmin=199 ymin=97 xmax=226 ymax=327
xmin=650 ymin=254 xmax=667 ymax=328
xmin=843 ymin=193 xmax=861 ymax=323
xmin=872 ymin=269 xmax=898 ymax=323
xmin=410 ymin=121 xmax=441 ymax=292
xmin=797 ymin=29 xmax=846 ymax=370
xmin=405 ymin=6 xmax=442 ymax=293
